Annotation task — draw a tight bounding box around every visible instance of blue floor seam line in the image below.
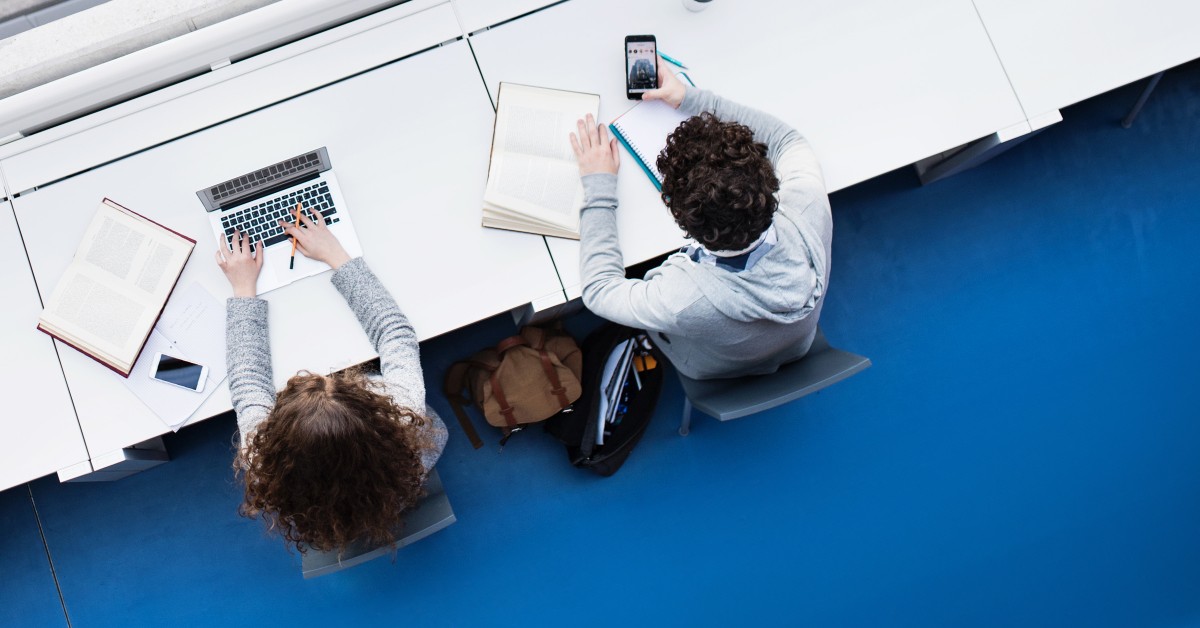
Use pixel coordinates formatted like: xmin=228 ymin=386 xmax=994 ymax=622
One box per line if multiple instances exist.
xmin=27 ymin=483 xmax=72 ymax=628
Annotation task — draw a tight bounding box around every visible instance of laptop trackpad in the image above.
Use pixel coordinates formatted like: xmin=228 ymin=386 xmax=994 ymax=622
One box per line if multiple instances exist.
xmin=272 ymin=244 xmax=329 ymax=280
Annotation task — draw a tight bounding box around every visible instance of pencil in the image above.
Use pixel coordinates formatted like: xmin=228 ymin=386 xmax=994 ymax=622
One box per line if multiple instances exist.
xmin=289 ymin=203 xmax=301 ymax=270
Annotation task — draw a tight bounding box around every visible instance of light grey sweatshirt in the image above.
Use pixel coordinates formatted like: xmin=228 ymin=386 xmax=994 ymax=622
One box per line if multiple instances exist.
xmin=226 ymin=257 xmax=448 ymax=472
xmin=579 ymin=88 xmax=832 ymax=379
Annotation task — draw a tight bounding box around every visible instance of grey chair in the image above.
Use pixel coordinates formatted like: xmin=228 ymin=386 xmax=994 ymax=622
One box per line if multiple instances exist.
xmin=300 ymin=468 xmax=456 ymax=579
xmin=677 ymin=328 xmax=871 ymax=435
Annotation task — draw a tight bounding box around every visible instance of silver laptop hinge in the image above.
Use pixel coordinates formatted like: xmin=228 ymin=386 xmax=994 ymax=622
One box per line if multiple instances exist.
xmin=0 ymin=131 xmax=25 ymax=147
xmin=210 ymin=58 xmax=232 ymax=71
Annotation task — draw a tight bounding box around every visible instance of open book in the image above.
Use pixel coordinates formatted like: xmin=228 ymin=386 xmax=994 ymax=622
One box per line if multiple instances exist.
xmin=482 ymin=83 xmax=600 ymax=239
xmin=37 ymin=199 xmax=195 ymax=377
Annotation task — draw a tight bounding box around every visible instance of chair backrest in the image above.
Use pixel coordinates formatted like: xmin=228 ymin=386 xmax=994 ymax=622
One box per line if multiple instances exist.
xmin=300 ymin=467 xmax=456 ymax=579
xmin=678 ymin=328 xmax=871 ymax=422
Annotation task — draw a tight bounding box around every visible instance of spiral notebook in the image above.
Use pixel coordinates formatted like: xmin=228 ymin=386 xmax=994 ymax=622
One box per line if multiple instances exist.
xmin=608 ymin=72 xmax=696 ymax=191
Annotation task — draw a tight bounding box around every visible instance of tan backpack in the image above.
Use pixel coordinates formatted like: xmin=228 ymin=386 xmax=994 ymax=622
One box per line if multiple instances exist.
xmin=443 ymin=326 xmax=583 ymax=449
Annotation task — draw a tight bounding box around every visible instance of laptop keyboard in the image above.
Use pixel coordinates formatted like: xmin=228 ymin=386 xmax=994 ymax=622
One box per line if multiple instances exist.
xmin=220 ymin=180 xmax=341 ymax=250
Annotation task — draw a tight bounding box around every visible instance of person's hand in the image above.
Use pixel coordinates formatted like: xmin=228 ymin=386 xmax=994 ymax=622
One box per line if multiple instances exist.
xmin=216 ymin=230 xmax=264 ymax=298
xmin=569 ymin=113 xmax=620 ymax=176
xmin=642 ymin=57 xmax=687 ymax=109
xmin=278 ymin=205 xmax=352 ymax=269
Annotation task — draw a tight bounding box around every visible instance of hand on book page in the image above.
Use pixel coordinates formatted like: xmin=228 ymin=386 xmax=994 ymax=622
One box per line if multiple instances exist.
xmin=640 ymin=57 xmax=687 ymax=109
xmin=569 ymin=113 xmax=621 ymax=177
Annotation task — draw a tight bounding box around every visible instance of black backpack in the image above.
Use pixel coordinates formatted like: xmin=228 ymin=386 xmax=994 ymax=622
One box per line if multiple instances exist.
xmin=544 ymin=323 xmax=665 ymax=476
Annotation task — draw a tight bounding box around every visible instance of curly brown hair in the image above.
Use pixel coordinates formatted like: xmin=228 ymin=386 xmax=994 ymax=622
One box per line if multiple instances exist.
xmin=657 ymin=112 xmax=780 ymax=251
xmin=235 ymin=368 xmax=434 ymax=555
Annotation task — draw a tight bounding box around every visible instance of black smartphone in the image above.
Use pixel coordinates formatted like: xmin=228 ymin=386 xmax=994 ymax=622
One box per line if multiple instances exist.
xmin=625 ymin=35 xmax=658 ymax=100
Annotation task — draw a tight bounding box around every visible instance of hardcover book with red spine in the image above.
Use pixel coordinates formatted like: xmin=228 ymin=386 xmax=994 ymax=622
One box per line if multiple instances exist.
xmin=36 ymin=198 xmax=195 ymax=377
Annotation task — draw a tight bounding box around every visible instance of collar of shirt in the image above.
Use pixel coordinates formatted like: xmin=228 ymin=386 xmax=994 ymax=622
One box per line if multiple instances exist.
xmin=684 ymin=225 xmax=777 ymax=272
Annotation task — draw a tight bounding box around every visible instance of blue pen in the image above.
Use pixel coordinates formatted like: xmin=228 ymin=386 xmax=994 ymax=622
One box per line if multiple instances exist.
xmin=658 ymin=51 xmax=689 ymax=70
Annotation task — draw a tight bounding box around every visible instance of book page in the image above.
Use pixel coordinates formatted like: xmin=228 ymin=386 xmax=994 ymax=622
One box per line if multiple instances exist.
xmin=79 ymin=203 xmax=191 ymax=302
xmin=498 ymin=103 xmax=577 ymax=163
xmin=41 ymin=268 xmax=151 ymax=366
xmin=488 ymin=153 xmax=581 ymax=223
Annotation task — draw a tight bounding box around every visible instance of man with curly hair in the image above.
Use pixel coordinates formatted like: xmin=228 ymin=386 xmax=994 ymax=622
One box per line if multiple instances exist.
xmin=216 ymin=209 xmax=447 ymax=554
xmin=570 ymin=63 xmax=831 ymax=379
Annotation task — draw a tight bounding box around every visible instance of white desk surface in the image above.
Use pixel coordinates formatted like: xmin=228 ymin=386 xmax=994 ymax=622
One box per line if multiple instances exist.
xmin=11 ymin=40 xmax=563 ymax=461
xmin=0 ymin=200 xmax=91 ymax=490
xmin=450 ymin=0 xmax=561 ymax=34
xmin=469 ymin=0 xmax=1028 ymax=298
xmin=973 ymin=0 xmax=1200 ymax=121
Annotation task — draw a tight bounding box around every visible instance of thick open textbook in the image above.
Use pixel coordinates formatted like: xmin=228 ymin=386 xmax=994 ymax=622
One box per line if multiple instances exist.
xmin=482 ymin=83 xmax=600 ymax=239
xmin=37 ymin=198 xmax=195 ymax=377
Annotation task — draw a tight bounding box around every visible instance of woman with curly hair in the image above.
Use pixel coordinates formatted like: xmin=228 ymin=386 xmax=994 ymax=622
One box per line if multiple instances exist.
xmin=570 ymin=61 xmax=831 ymax=380
xmin=215 ymin=208 xmax=447 ymax=554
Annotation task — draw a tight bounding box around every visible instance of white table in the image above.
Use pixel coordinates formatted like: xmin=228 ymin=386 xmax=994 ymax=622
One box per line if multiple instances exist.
xmin=973 ymin=0 xmax=1200 ymax=124
xmin=449 ymin=0 xmax=561 ymax=35
xmin=0 ymin=200 xmax=92 ymax=490
xmin=469 ymin=0 xmax=1029 ymax=299
xmin=9 ymin=32 xmax=562 ymax=472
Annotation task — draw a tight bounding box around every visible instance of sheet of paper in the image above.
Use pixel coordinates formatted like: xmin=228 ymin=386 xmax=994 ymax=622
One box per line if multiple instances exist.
xmin=121 ymin=282 xmax=228 ymax=430
xmin=158 ymin=281 xmax=226 ymax=361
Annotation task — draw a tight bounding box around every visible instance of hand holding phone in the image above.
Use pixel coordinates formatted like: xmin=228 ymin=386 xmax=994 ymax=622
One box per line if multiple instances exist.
xmin=625 ymin=35 xmax=657 ymax=100
xmin=149 ymin=353 xmax=208 ymax=393
xmin=641 ymin=59 xmax=688 ymax=109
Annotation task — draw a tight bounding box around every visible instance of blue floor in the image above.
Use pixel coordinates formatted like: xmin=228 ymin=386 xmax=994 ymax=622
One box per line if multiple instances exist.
xmin=4 ymin=63 xmax=1200 ymax=627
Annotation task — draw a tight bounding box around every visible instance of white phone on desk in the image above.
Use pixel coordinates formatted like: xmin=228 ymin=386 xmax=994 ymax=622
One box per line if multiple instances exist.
xmin=148 ymin=352 xmax=208 ymax=393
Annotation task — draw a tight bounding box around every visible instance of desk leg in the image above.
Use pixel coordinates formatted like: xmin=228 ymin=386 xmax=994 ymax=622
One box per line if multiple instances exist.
xmin=1121 ymin=71 xmax=1164 ymax=129
xmin=61 ymin=437 xmax=170 ymax=483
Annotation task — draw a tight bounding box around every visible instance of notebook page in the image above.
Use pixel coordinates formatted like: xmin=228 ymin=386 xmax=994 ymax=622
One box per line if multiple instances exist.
xmin=611 ymin=100 xmax=691 ymax=182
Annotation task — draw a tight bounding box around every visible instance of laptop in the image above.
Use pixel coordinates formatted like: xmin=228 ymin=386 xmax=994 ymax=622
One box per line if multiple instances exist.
xmin=196 ymin=147 xmax=362 ymax=294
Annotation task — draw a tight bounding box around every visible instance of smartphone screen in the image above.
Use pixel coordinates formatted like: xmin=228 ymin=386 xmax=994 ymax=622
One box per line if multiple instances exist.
xmin=626 ymin=36 xmax=657 ymax=98
xmin=153 ymin=354 xmax=205 ymax=391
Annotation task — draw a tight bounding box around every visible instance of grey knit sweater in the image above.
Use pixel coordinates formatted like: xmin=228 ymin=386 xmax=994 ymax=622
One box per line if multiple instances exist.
xmin=579 ymin=88 xmax=832 ymax=379
xmin=226 ymin=257 xmax=448 ymax=472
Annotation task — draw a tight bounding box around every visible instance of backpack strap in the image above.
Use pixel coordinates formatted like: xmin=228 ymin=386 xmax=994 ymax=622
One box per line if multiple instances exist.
xmin=522 ymin=326 xmax=570 ymax=408
xmin=441 ymin=361 xmax=484 ymax=450
xmin=537 ymin=348 xmax=571 ymax=409
xmin=496 ymin=335 xmax=528 ymax=354
xmin=489 ymin=369 xmax=519 ymax=428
